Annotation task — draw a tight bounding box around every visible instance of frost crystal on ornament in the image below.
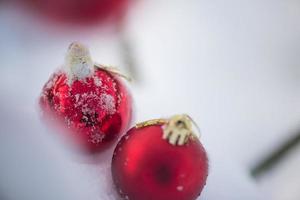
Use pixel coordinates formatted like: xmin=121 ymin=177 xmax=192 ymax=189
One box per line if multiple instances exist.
xmin=89 ymin=132 xmax=105 ymax=144
xmin=100 ymin=94 xmax=116 ymax=115
xmin=94 ymin=76 xmax=102 ymax=87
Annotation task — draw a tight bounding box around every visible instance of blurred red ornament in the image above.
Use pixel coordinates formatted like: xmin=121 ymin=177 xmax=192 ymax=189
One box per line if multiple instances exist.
xmin=40 ymin=42 xmax=132 ymax=153
xmin=112 ymin=115 xmax=208 ymax=200
xmin=23 ymin=0 xmax=130 ymax=25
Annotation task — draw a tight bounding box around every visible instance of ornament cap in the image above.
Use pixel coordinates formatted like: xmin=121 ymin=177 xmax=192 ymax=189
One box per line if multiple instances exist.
xmin=135 ymin=114 xmax=200 ymax=146
xmin=64 ymin=42 xmax=94 ymax=84
xmin=163 ymin=114 xmax=199 ymax=146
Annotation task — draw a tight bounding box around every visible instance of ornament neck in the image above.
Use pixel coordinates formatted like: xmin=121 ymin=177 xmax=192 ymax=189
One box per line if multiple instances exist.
xmin=64 ymin=42 xmax=94 ymax=83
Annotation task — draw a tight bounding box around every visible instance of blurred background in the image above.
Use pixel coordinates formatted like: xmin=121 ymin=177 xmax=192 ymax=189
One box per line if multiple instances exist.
xmin=0 ymin=0 xmax=300 ymax=199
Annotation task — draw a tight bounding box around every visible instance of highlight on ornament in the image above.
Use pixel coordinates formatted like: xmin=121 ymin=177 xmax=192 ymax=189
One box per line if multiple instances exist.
xmin=39 ymin=42 xmax=132 ymax=154
xmin=111 ymin=114 xmax=208 ymax=200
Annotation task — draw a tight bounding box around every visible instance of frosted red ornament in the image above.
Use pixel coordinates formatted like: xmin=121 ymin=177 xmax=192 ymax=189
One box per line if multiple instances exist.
xmin=23 ymin=0 xmax=130 ymax=25
xmin=112 ymin=115 xmax=208 ymax=200
xmin=40 ymin=42 xmax=132 ymax=153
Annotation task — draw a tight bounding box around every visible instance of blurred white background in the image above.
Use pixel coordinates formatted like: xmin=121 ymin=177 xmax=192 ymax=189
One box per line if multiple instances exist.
xmin=0 ymin=0 xmax=300 ymax=199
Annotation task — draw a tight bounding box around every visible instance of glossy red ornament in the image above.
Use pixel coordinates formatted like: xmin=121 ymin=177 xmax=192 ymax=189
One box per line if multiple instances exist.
xmin=112 ymin=115 xmax=208 ymax=200
xmin=40 ymin=42 xmax=132 ymax=153
xmin=23 ymin=0 xmax=130 ymax=25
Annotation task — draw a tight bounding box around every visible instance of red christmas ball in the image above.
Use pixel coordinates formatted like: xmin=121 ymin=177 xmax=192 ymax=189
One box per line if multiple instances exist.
xmin=22 ymin=0 xmax=130 ymax=25
xmin=40 ymin=42 xmax=132 ymax=153
xmin=111 ymin=115 xmax=208 ymax=200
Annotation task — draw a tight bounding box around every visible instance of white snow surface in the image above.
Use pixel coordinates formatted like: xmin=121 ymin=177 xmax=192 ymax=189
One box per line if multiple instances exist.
xmin=0 ymin=99 xmax=119 ymax=200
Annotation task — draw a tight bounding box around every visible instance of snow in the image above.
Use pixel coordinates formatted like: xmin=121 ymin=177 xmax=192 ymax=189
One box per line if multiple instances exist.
xmin=93 ymin=76 xmax=102 ymax=87
xmin=74 ymin=92 xmax=116 ymax=116
xmin=100 ymin=93 xmax=116 ymax=115
xmin=89 ymin=132 xmax=105 ymax=144
xmin=0 ymin=101 xmax=119 ymax=200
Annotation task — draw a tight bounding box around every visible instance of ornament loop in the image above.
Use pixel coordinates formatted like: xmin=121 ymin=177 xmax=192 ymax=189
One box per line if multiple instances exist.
xmin=95 ymin=64 xmax=132 ymax=82
xmin=184 ymin=114 xmax=201 ymax=138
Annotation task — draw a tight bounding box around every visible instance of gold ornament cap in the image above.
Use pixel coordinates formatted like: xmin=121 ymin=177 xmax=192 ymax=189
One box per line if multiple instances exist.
xmin=136 ymin=114 xmax=200 ymax=146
